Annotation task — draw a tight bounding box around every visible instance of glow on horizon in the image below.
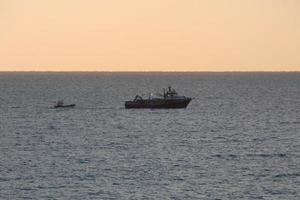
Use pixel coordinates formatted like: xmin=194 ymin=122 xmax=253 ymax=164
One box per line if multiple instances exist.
xmin=0 ymin=0 xmax=300 ymax=72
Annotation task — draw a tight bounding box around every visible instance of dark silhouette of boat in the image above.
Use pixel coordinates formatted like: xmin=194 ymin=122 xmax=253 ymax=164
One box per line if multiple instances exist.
xmin=125 ymin=86 xmax=192 ymax=109
xmin=53 ymin=100 xmax=75 ymax=108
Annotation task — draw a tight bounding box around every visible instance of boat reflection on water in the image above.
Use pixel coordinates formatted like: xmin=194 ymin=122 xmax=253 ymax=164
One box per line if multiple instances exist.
xmin=125 ymin=86 xmax=192 ymax=109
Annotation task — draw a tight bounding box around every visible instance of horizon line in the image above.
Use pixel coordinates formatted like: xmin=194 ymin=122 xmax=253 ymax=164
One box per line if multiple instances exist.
xmin=0 ymin=70 xmax=299 ymax=73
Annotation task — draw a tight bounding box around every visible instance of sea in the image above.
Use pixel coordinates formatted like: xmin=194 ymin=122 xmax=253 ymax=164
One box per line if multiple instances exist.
xmin=0 ymin=72 xmax=299 ymax=200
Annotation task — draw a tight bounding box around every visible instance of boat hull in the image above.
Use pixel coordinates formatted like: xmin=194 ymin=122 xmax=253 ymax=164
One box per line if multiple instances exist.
xmin=125 ymin=98 xmax=191 ymax=109
xmin=54 ymin=104 xmax=76 ymax=108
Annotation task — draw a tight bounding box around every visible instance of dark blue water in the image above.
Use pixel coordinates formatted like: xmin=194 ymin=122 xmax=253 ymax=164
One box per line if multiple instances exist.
xmin=0 ymin=72 xmax=299 ymax=199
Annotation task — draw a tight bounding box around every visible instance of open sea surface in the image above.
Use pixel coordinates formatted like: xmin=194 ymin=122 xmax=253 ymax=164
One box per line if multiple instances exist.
xmin=0 ymin=72 xmax=299 ymax=200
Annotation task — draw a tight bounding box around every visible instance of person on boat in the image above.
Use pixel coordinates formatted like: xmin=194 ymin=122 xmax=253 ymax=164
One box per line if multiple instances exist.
xmin=134 ymin=95 xmax=142 ymax=101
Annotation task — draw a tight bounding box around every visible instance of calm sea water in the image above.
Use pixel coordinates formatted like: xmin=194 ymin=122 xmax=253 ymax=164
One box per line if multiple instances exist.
xmin=0 ymin=72 xmax=299 ymax=200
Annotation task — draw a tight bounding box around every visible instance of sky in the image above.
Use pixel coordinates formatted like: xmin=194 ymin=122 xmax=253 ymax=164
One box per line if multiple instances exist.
xmin=0 ymin=0 xmax=299 ymax=71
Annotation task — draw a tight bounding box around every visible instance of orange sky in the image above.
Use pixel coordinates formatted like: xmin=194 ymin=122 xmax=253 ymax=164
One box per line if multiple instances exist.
xmin=0 ymin=0 xmax=299 ymax=71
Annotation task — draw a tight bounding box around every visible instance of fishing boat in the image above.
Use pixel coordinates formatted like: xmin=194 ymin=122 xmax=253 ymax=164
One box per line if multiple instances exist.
xmin=125 ymin=86 xmax=192 ymax=109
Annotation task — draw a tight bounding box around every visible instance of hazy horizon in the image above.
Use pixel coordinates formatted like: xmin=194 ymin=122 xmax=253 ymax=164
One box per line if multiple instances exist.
xmin=1 ymin=0 xmax=300 ymax=72
xmin=0 ymin=70 xmax=299 ymax=73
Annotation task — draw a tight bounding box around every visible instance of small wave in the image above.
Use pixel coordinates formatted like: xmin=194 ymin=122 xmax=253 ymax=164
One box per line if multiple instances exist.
xmin=273 ymin=172 xmax=300 ymax=179
xmin=246 ymin=153 xmax=287 ymax=158
xmin=211 ymin=154 xmax=239 ymax=160
xmin=279 ymin=121 xmax=289 ymax=125
xmin=171 ymin=176 xmax=184 ymax=181
xmin=48 ymin=106 xmax=114 ymax=110
xmin=88 ymin=190 xmax=105 ymax=196
xmin=11 ymin=106 xmax=21 ymax=109
xmin=0 ymin=177 xmax=9 ymax=182
xmin=76 ymin=107 xmax=117 ymax=110
xmin=37 ymin=185 xmax=66 ymax=190
xmin=264 ymin=188 xmax=298 ymax=196
xmin=211 ymin=153 xmax=292 ymax=160
xmin=18 ymin=187 xmax=35 ymax=191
